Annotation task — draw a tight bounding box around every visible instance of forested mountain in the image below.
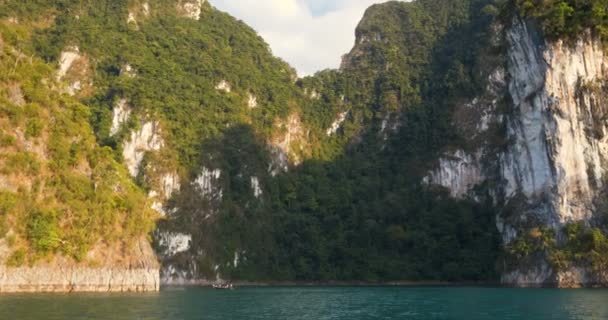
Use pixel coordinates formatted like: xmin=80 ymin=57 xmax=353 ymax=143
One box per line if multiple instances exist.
xmin=0 ymin=0 xmax=607 ymax=291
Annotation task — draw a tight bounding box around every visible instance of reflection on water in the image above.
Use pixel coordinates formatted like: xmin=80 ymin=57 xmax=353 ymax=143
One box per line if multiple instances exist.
xmin=1 ymin=287 xmax=608 ymax=320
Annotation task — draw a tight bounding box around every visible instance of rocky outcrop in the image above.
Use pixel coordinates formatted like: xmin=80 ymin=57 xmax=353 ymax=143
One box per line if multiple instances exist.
xmin=247 ymin=93 xmax=257 ymax=108
xmin=176 ymin=0 xmax=205 ymax=20
xmin=121 ymin=64 xmax=137 ymax=78
xmin=149 ymin=172 xmax=180 ymax=216
xmin=0 ymin=266 xmax=159 ymax=293
xmin=0 ymin=239 xmax=160 ymax=293
xmin=498 ymin=18 xmax=607 ymax=286
xmin=123 ymin=121 xmax=164 ymax=177
xmin=110 ymin=99 xmax=131 ymax=136
xmin=157 ymin=232 xmax=192 ymax=257
xmin=424 ymin=150 xmax=485 ymax=199
xmin=194 ymin=167 xmax=222 ymax=201
xmin=269 ymin=113 xmax=309 ymax=172
xmin=251 ymin=176 xmax=262 ymax=198
xmin=305 ymin=88 xmax=320 ymax=100
xmin=423 ymin=17 xmax=608 ymax=287
xmin=501 ymin=259 xmax=553 ymax=287
xmin=56 ymin=47 xmax=91 ymax=96
xmin=326 ymin=111 xmax=348 ymax=136
xmin=127 ymin=2 xmax=150 ymax=24
xmin=502 ymin=18 xmax=607 ymax=224
xmin=57 ymin=48 xmax=81 ymax=80
xmin=215 ymin=80 xmax=231 ymax=93
xmin=121 ymin=120 xmax=181 ymax=216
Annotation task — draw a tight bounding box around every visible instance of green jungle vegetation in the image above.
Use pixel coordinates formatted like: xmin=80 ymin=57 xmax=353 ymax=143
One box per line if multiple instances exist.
xmin=511 ymin=0 xmax=608 ymax=41
xmin=0 ymin=20 xmax=155 ymax=266
xmin=161 ymin=0 xmax=503 ymax=282
xmin=506 ymin=223 xmax=608 ymax=275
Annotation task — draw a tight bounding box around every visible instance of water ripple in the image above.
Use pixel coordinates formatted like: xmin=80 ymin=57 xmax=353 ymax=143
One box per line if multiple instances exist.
xmin=1 ymin=287 xmax=608 ymax=320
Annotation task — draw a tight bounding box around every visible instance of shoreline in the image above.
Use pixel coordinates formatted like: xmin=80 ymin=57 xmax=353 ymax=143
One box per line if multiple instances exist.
xmin=161 ymin=280 xmax=608 ymax=289
xmin=161 ymin=280 xmax=502 ymax=288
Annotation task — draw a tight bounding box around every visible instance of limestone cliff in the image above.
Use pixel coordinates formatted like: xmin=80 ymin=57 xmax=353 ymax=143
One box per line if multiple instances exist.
xmin=424 ymin=16 xmax=608 ymax=287
xmin=500 ymin=17 xmax=608 ymax=287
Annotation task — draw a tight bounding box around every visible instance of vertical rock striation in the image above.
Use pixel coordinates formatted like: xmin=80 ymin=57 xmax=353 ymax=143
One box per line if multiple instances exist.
xmin=424 ymin=16 xmax=608 ymax=287
xmin=499 ymin=17 xmax=607 ymax=286
xmin=0 ymin=239 xmax=160 ymax=293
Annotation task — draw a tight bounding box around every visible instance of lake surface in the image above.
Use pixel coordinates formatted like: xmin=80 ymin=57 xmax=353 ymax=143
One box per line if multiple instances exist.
xmin=1 ymin=286 xmax=608 ymax=320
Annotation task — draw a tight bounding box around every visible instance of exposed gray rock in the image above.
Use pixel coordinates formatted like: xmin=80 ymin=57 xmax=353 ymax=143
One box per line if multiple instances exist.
xmin=0 ymin=266 xmax=159 ymax=293
xmin=423 ymin=17 xmax=608 ymax=287
xmin=123 ymin=121 xmax=164 ymax=177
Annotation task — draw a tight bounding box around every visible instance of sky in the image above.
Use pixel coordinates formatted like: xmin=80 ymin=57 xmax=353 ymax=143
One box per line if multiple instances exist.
xmin=211 ymin=0 xmax=393 ymax=76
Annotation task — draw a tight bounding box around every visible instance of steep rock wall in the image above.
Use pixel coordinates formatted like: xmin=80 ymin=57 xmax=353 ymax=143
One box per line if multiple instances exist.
xmin=499 ymin=17 xmax=608 ymax=287
xmin=424 ymin=17 xmax=608 ymax=287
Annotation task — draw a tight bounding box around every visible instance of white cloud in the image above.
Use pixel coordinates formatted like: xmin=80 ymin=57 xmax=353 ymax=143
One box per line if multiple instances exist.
xmin=210 ymin=0 xmax=394 ymax=76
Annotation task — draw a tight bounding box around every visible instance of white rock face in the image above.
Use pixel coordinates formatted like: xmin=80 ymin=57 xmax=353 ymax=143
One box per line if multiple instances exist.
xmin=151 ymin=201 xmax=166 ymax=215
xmin=56 ymin=47 xmax=81 ymax=80
xmin=268 ymin=148 xmax=289 ymax=176
xmin=120 ymin=118 xmax=178 ymax=217
xmin=177 ymin=0 xmax=205 ymax=20
xmin=0 ymin=266 xmax=159 ymax=292
xmin=122 ymin=122 xmax=164 ymax=177
xmin=247 ymin=93 xmax=257 ymax=108
xmin=502 ymin=18 xmax=607 ymax=224
xmin=194 ymin=167 xmax=222 ymax=200
xmin=158 ymin=232 xmax=192 ymax=257
xmin=326 ymin=111 xmax=348 ymax=136
xmin=251 ymin=176 xmax=262 ymax=198
xmin=161 ymin=264 xmax=197 ymax=285
xmin=497 ymin=20 xmax=608 ymax=287
xmin=128 ymin=2 xmax=151 ymax=24
xmin=271 ymin=113 xmax=307 ymax=167
xmin=121 ymin=64 xmax=136 ymax=78
xmin=56 ymin=47 xmax=90 ymax=96
xmin=305 ymin=88 xmax=320 ymax=99
xmin=268 ymin=113 xmax=309 ymax=175
xmin=159 ymin=173 xmax=180 ymax=199
xmin=110 ymin=99 xmax=131 ymax=136
xmin=149 ymin=172 xmax=180 ymax=216
xmin=233 ymin=251 xmax=239 ymax=268
xmin=127 ymin=11 xmax=136 ymax=24
xmin=421 ymin=18 xmax=607 ymax=287
xmin=379 ymin=113 xmax=400 ymax=142
xmin=501 ymin=261 xmax=553 ymax=287
xmin=67 ymin=81 xmax=82 ymax=96
xmin=142 ymin=2 xmax=150 ymax=16
xmin=424 ymin=150 xmax=484 ymax=198
xmin=215 ymin=80 xmax=231 ymax=93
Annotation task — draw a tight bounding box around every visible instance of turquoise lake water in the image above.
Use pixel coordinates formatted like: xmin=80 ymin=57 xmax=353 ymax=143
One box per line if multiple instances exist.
xmin=1 ymin=287 xmax=607 ymax=319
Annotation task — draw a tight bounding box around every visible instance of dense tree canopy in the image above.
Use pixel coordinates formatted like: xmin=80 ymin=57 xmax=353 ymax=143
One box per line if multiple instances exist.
xmin=512 ymin=0 xmax=608 ymax=41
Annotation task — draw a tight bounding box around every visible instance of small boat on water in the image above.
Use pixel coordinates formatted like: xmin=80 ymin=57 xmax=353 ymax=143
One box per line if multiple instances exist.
xmin=212 ymin=283 xmax=234 ymax=289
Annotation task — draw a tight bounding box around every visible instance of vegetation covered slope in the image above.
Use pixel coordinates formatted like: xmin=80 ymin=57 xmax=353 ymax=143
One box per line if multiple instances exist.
xmin=0 ymin=0 xmax=504 ymax=282
xmin=0 ymin=20 xmax=155 ymax=266
xmin=170 ymin=0 xmax=505 ymax=282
